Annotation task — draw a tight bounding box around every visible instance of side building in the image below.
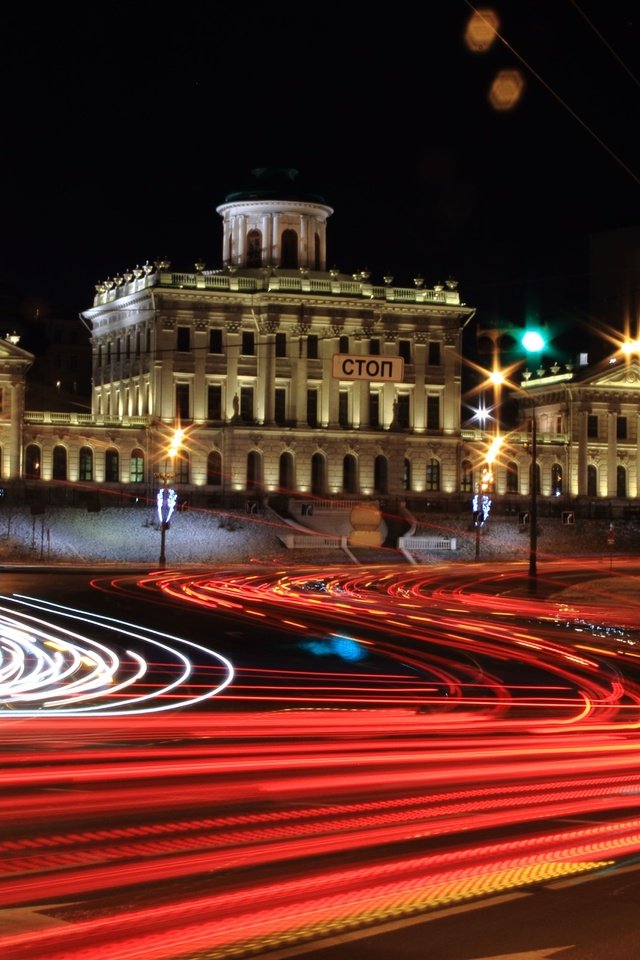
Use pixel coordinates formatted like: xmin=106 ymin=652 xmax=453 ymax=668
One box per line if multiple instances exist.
xmin=464 ymin=349 xmax=640 ymax=521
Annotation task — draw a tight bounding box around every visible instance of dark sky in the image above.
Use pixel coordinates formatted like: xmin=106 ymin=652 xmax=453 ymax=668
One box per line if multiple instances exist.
xmin=1 ymin=0 xmax=638 ymax=341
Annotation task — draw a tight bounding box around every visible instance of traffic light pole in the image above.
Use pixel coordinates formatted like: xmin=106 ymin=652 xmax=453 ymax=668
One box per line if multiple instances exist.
xmin=528 ymin=407 xmax=537 ymax=593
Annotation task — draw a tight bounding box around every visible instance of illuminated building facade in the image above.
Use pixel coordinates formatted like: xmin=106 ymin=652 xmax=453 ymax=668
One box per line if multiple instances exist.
xmin=22 ymin=168 xmax=474 ymax=505
xmin=461 ymin=350 xmax=640 ymax=518
xmin=2 ymin=167 xmax=639 ymax=521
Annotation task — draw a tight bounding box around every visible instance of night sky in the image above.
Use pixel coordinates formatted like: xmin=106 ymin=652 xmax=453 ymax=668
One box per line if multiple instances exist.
xmin=1 ymin=1 xmax=638 ymax=350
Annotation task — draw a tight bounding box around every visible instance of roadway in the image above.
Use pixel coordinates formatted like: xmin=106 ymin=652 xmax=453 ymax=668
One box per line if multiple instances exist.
xmin=1 ymin=560 xmax=640 ymax=959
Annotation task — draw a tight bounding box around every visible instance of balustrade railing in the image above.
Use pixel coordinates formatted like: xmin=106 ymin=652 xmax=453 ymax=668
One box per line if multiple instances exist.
xmin=91 ymin=269 xmax=461 ymax=307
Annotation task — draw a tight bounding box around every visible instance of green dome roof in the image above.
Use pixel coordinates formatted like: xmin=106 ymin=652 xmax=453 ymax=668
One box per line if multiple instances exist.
xmin=224 ymin=167 xmax=328 ymax=205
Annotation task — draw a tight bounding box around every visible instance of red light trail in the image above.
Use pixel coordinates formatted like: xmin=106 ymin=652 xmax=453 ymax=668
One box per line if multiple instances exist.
xmin=2 ymin=559 xmax=640 ymax=958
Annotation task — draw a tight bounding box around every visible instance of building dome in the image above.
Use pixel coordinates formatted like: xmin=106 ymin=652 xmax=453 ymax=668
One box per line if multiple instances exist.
xmin=223 ymin=167 xmax=328 ymax=206
xmin=217 ymin=168 xmax=334 ymax=272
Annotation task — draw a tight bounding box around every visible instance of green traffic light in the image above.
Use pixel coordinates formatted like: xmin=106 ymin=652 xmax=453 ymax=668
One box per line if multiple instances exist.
xmin=521 ymin=330 xmax=546 ymax=353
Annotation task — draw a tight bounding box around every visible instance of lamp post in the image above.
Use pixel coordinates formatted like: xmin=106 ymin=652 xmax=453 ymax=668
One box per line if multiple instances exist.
xmin=155 ymin=428 xmax=183 ymax=568
xmin=519 ymin=329 xmax=546 ymax=594
xmin=528 ymin=403 xmax=538 ymax=592
xmin=478 ymin=327 xmax=545 ymax=591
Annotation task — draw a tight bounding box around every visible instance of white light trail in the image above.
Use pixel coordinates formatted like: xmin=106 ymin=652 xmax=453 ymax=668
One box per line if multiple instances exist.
xmin=0 ymin=595 xmax=234 ymax=716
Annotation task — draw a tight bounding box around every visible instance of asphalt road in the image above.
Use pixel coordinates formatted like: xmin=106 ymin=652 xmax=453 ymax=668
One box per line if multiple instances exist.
xmin=3 ymin=564 xmax=640 ymax=960
xmin=281 ymin=861 xmax=640 ymax=960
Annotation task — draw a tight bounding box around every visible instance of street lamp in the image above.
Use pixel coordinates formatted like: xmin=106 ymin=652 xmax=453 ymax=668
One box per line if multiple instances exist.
xmin=520 ymin=328 xmax=546 ymax=593
xmin=156 ymin=428 xmax=183 ymax=568
xmin=476 ymin=327 xmax=546 ymax=590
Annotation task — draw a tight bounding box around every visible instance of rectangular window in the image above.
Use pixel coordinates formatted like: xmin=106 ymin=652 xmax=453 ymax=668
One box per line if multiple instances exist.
xmin=79 ymin=449 xmax=93 ymax=482
xmin=617 ymin=415 xmax=627 ymax=440
xmin=339 ymin=335 xmax=349 ymax=354
xmin=426 ymin=458 xmax=440 ymax=491
xmin=130 ymin=453 xmax=144 ymax=483
xmin=556 ymin=415 xmax=562 ymax=434
xmin=307 ymin=334 xmax=319 ymax=359
xmin=275 ymin=333 xmax=287 ymax=357
xmin=106 ymin=343 xmax=111 ymax=364
xmin=307 ymin=388 xmax=318 ymax=427
xmin=135 ymin=332 xmax=140 ymax=356
xmin=369 ymin=392 xmax=380 ymax=428
xmin=274 ymin=388 xmax=286 ymax=424
xmin=240 ymin=386 xmax=254 ymax=422
xmin=369 ymin=338 xmax=380 ymax=356
xmin=125 ymin=336 xmax=131 ymax=359
xmin=397 ymin=394 xmax=410 ymax=428
xmin=428 ymin=341 xmax=441 ymax=365
xmin=175 ymin=453 xmax=189 ymax=485
xmin=241 ymin=331 xmax=255 ymax=356
xmin=116 ymin=339 xmax=121 ymax=361
xmin=587 ymin=414 xmax=598 ymax=438
xmin=175 ymin=383 xmax=190 ymax=421
xmin=398 ymin=340 xmax=411 ymax=363
xmin=339 ymin=390 xmax=350 ymax=427
xmin=105 ymin=450 xmax=119 ymax=483
xmin=207 ymin=384 xmax=222 ymax=420
xmin=427 ymin=395 xmax=440 ymax=430
xmin=177 ymin=327 xmax=190 ymax=352
xmin=0 ymin=388 xmax=3 ymax=415
xmin=209 ymin=328 xmax=223 ymax=353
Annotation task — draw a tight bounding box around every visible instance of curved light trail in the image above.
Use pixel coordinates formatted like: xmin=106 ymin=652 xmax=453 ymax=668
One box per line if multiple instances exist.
xmin=2 ymin=559 xmax=640 ymax=959
xmin=0 ymin=595 xmax=234 ymax=714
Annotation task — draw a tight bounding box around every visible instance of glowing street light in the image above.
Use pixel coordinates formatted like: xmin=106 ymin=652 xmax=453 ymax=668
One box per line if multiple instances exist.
xmin=156 ymin=428 xmax=183 ymax=568
xmin=475 ymin=325 xmax=547 ymax=589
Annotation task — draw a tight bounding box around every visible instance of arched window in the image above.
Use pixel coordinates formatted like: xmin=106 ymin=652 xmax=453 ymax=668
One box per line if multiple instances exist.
xmin=374 ymin=455 xmax=388 ymax=495
xmin=617 ymin=464 xmax=627 ymax=498
xmin=105 ymin=448 xmax=119 ymax=483
xmin=207 ymin=450 xmax=222 ymax=485
xmin=551 ymin=463 xmax=563 ymax=496
xmin=343 ymin=454 xmax=358 ymax=494
xmin=52 ymin=445 xmax=67 ymax=481
xmin=311 ymin=452 xmax=326 ymax=496
xmin=460 ymin=459 xmax=473 ymax=493
xmin=246 ymin=228 xmax=262 ymax=268
xmin=279 ymin=451 xmax=294 ymax=492
xmin=426 ymin=458 xmax=440 ymax=492
xmin=79 ymin=447 xmax=93 ymax=482
xmin=247 ymin=451 xmax=262 ymax=493
xmin=403 ymin=458 xmax=411 ymax=492
xmin=130 ymin=448 xmax=144 ymax=483
xmin=506 ymin=460 xmax=519 ymax=494
xmin=25 ymin=444 xmax=41 ymax=480
xmin=587 ymin=464 xmax=597 ymax=497
xmin=175 ymin=452 xmax=189 ymax=485
xmin=281 ymin=229 xmax=298 ymax=269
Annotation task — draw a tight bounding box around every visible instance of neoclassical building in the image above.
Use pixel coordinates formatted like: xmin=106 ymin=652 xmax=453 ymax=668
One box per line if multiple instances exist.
xmin=480 ymin=352 xmax=640 ymax=515
xmin=17 ymin=168 xmax=475 ymax=508
xmin=2 ymin=167 xmax=639 ymax=522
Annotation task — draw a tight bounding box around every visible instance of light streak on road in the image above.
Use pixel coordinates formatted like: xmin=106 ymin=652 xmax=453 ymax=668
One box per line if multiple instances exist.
xmin=2 ymin=559 xmax=640 ymax=958
xmin=0 ymin=595 xmax=234 ymax=714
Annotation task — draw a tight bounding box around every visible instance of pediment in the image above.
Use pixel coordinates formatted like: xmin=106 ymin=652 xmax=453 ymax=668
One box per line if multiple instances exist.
xmin=0 ymin=339 xmax=34 ymax=363
xmin=582 ymin=363 xmax=640 ymax=388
